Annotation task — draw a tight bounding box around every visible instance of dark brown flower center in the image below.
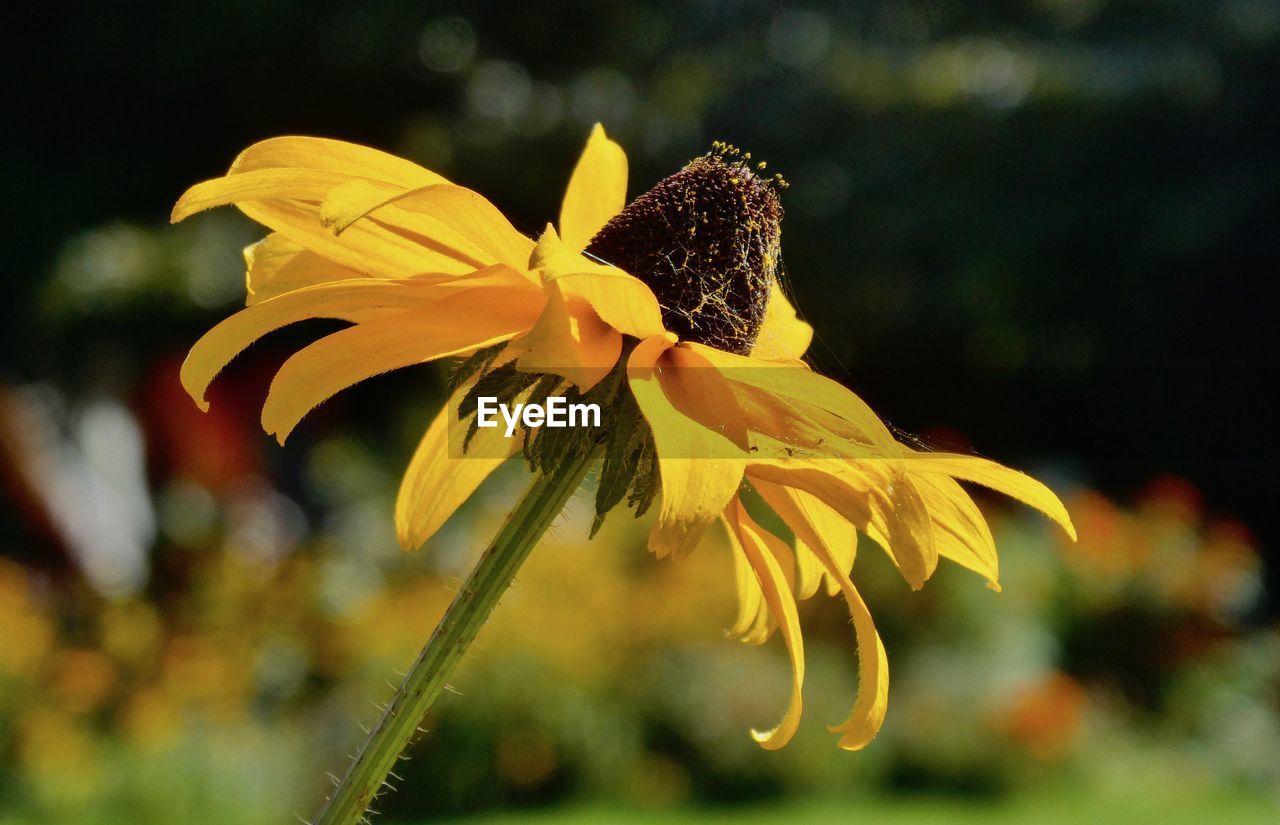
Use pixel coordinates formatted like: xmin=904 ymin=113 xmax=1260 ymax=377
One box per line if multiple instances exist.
xmin=584 ymin=147 xmax=784 ymax=354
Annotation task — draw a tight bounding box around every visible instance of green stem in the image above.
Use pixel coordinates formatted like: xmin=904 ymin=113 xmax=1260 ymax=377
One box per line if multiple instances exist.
xmin=312 ymin=450 xmax=596 ymax=825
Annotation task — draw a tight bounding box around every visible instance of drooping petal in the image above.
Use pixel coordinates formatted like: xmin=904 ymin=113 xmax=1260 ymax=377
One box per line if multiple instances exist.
xmin=513 ymin=282 xmax=622 ymax=391
xmin=559 ymin=123 xmax=628 ymax=252
xmin=792 ymin=540 xmax=826 ymax=601
xmin=182 ymin=277 xmax=451 ymax=411
xmin=261 ymin=283 xmax=543 ymax=443
xmin=913 ymin=473 xmax=1001 ymax=590
xmin=909 ymin=454 xmax=1076 ymax=540
xmin=722 ymin=511 xmax=773 ymax=644
xmin=747 ymin=477 xmax=888 ymax=748
xmin=747 ymin=449 xmax=938 ymax=590
xmin=243 ymin=234 xmax=365 ymax=305
xmin=627 ymin=336 xmax=746 ymax=558
xmin=751 ymin=478 xmax=858 ymax=600
xmin=395 ymin=383 xmax=521 ymax=550
xmin=724 ymin=499 xmax=806 ymax=750
xmin=751 ymin=282 xmax=813 ymax=361
xmin=813 ymin=546 xmax=889 ymax=750
xmin=683 ymin=342 xmax=899 ymax=455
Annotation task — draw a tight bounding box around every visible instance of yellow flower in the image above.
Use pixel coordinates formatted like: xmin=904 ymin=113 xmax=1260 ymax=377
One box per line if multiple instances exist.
xmin=173 ymin=124 xmax=1075 ymax=750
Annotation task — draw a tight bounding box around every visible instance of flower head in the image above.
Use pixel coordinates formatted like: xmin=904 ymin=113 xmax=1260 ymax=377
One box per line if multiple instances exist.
xmin=585 ymin=145 xmax=783 ymax=354
xmin=172 ymin=124 xmax=1075 ymax=751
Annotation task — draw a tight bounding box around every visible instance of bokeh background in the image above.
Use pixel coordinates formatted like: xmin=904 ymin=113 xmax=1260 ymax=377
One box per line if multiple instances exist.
xmin=2 ymin=1 xmax=1277 ymax=823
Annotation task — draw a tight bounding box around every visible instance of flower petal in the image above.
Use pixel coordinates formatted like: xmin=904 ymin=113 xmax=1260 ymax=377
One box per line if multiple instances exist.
xmin=746 ymin=475 xmax=888 ymax=748
xmin=328 ymin=184 xmax=536 ymax=274
xmin=747 ymin=450 xmax=937 ymax=590
xmin=913 ymin=473 xmax=1000 ymax=590
xmin=261 ymin=282 xmax=542 ymax=443
xmin=553 ymin=271 xmax=667 ymax=340
xmin=529 ymin=227 xmax=666 ymax=338
xmin=319 ymin=178 xmax=419 ymax=231
xmin=751 ymin=282 xmax=813 ymax=361
xmin=240 ymin=199 xmax=482 ymax=277
xmin=173 ymin=138 xmax=524 ymax=279
xmin=513 ymin=282 xmax=622 ymax=391
xmin=725 ymin=498 xmax=806 ymax=750
xmin=751 ymin=479 xmax=858 ymax=600
xmin=628 ymin=336 xmax=746 ymax=558
xmin=243 ymin=233 xmax=365 ymax=305
xmin=182 ymin=277 xmax=453 ymax=412
xmin=559 ymin=123 xmax=628 ymax=251
xmin=228 ymin=136 xmax=449 ymax=186
xmin=172 ymin=168 xmax=348 ymax=221
xmin=395 ymin=383 xmax=520 ymax=550
xmin=722 ymin=513 xmax=774 ymax=644
xmin=815 ymin=549 xmax=889 ymax=750
xmin=682 ymin=343 xmax=899 ymax=455
xmin=909 ymin=454 xmax=1076 ymax=541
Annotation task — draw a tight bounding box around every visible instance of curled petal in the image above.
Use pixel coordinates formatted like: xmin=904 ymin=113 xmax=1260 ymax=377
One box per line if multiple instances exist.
xmin=724 ymin=499 xmax=805 ymax=749
xmin=722 ymin=512 xmax=773 ymax=644
xmin=751 ymin=479 xmax=857 ymax=600
xmin=239 ymin=199 xmax=480 ymax=278
xmin=816 ymin=550 xmax=889 ymax=750
xmin=173 ymin=139 xmax=525 ymax=279
xmin=750 ymin=477 xmax=888 ymax=748
xmin=326 ymin=184 xmax=536 ymax=274
xmin=172 ymin=168 xmax=349 ymax=221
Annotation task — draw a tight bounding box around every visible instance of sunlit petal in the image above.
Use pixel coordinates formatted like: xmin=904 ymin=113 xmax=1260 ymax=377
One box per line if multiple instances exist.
xmin=909 ymin=453 xmax=1076 ymax=540
xmin=559 ymin=123 xmax=628 ymax=251
xmin=751 ymin=479 xmax=858 ymax=600
xmin=182 ymin=277 xmax=449 ymax=412
xmin=628 ymin=336 xmax=746 ymax=558
xmin=513 ymin=282 xmax=622 ymax=391
xmin=913 ymin=473 xmax=1001 ymax=590
xmin=725 ymin=499 xmax=806 ymax=750
xmin=395 ymin=382 xmax=521 ymax=550
xmin=261 ymin=283 xmax=542 ymax=443
xmin=747 ymin=449 xmax=938 ymax=590
xmin=243 ymin=233 xmax=365 ymax=305
xmin=751 ymin=282 xmax=813 ymax=361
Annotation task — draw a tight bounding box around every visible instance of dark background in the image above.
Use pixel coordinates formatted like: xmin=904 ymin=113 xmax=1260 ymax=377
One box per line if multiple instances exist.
xmin=3 ymin=0 xmax=1276 ymax=586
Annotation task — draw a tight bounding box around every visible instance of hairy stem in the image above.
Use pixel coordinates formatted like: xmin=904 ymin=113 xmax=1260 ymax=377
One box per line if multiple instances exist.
xmin=312 ymin=451 xmax=596 ymax=825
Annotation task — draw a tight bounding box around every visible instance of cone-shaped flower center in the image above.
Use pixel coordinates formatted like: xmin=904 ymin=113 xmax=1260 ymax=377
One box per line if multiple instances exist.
xmin=585 ymin=150 xmax=783 ymax=354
